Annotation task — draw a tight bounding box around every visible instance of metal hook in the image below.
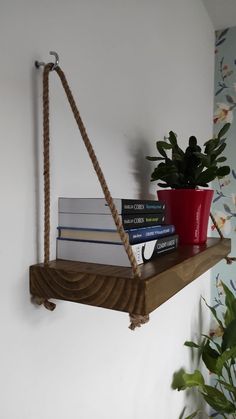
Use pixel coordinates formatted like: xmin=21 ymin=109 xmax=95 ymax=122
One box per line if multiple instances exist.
xmin=35 ymin=51 xmax=59 ymax=70
xmin=49 ymin=51 xmax=59 ymax=70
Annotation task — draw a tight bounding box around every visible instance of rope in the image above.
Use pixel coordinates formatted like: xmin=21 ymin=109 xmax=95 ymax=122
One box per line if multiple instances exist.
xmin=129 ymin=314 xmax=150 ymax=330
xmin=42 ymin=63 xmax=141 ymax=279
xmin=210 ymin=211 xmax=236 ymax=264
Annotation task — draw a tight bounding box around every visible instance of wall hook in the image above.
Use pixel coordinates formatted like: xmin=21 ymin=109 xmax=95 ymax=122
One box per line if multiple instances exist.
xmin=35 ymin=51 xmax=60 ymax=70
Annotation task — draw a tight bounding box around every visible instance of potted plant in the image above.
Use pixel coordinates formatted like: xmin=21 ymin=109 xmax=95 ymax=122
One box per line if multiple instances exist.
xmin=172 ymin=281 xmax=236 ymax=418
xmin=146 ymin=124 xmax=231 ymax=244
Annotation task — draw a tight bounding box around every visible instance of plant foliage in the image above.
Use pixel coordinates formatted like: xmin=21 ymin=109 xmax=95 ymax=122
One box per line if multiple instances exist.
xmin=146 ymin=124 xmax=231 ymax=189
xmin=172 ymin=281 xmax=236 ymax=418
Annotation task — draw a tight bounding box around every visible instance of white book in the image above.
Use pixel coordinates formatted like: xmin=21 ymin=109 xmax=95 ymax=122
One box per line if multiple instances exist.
xmin=56 ymin=235 xmax=178 ymax=267
xmin=58 ymin=197 xmax=165 ymax=214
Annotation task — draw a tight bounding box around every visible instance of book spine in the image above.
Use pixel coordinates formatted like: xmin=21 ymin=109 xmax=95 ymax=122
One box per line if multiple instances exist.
xmin=122 ymin=213 xmax=165 ymax=229
xmin=59 ymin=197 xmax=165 ymax=214
xmin=133 ymin=234 xmax=178 ymax=264
xmin=120 ymin=199 xmax=165 ymax=214
xmin=128 ymin=225 xmax=175 ymax=244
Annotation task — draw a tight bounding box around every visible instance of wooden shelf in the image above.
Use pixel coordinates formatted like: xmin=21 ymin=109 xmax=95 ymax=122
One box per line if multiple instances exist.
xmin=30 ymin=238 xmax=231 ymax=315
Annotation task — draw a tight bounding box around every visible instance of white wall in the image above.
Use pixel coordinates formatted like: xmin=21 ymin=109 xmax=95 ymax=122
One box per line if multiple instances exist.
xmin=0 ymin=1 xmax=214 ymax=418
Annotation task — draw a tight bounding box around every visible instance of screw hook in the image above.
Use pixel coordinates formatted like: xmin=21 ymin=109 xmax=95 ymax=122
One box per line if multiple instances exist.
xmin=35 ymin=51 xmax=60 ymax=70
xmin=49 ymin=51 xmax=59 ymax=70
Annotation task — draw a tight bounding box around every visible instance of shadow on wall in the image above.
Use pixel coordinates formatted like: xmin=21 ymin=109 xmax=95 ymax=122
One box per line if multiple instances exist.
xmin=127 ymin=136 xmax=156 ymax=200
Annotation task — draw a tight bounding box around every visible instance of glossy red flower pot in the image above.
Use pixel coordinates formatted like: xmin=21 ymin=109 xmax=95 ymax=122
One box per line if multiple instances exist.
xmin=157 ymin=189 xmax=214 ymax=244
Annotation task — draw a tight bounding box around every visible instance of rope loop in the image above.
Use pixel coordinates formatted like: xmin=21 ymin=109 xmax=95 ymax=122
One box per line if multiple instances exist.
xmin=42 ymin=64 xmax=141 ymax=278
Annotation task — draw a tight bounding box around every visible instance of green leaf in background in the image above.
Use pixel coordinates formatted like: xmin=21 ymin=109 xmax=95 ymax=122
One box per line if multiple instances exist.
xmin=184 ymin=341 xmax=200 ymax=349
xmin=201 ymin=385 xmax=235 ymax=413
xmin=202 ymin=297 xmax=225 ymax=330
xmin=172 ymin=368 xmax=187 ymax=391
xmin=221 ymin=282 xmax=236 ymax=326
xmin=183 ymin=370 xmax=205 ymax=388
xmin=201 ymin=334 xmax=222 ymax=353
xmin=216 ymin=347 xmax=236 ymax=375
xmin=222 ymin=319 xmax=236 ymax=351
xmin=185 ymin=412 xmax=200 ymax=419
xmin=172 ymin=369 xmax=205 ymax=391
xmin=202 ymin=340 xmax=219 ymax=374
xmin=217 ymin=379 xmax=236 ymax=397
xmin=217 ymin=122 xmax=231 ymax=139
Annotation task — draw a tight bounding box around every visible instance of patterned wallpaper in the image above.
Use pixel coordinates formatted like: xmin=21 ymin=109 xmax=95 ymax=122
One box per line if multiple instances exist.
xmin=212 ymin=27 xmax=236 ymax=307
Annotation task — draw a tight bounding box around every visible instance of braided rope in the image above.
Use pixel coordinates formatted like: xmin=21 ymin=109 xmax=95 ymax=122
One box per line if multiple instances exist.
xmin=42 ymin=63 xmax=141 ymax=279
xmin=43 ymin=65 xmax=51 ymax=264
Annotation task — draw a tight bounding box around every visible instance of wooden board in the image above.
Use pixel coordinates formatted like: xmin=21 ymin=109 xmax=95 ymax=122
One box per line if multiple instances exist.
xmin=30 ymin=238 xmax=231 ymax=315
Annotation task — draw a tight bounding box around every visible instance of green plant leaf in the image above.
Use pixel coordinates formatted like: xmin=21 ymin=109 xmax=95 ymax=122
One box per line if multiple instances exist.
xmin=201 ymin=385 xmax=235 ymax=413
xmin=222 ymin=282 xmax=236 ymax=326
xmin=216 ymin=347 xmax=236 ymax=375
xmin=184 ymin=341 xmax=200 ymax=348
xmin=222 ymin=319 xmax=236 ymax=351
xmin=183 ymin=370 xmax=205 ymax=388
xmin=212 ymin=142 xmax=227 ymax=158
xmin=201 ymin=334 xmax=222 ymax=353
xmin=156 ymin=141 xmax=173 ymax=150
xmin=202 ymin=340 xmax=219 ymax=374
xmin=156 ymin=141 xmax=167 ymax=158
xmin=195 ymin=168 xmax=217 ymax=185
xmin=146 ymin=156 xmax=165 ymax=161
xmin=217 ymin=123 xmax=231 ymax=139
xmin=168 ymin=131 xmax=178 ymax=146
xmin=216 ymin=156 xmax=227 ymax=163
xmin=217 ymin=165 xmax=231 ymax=178
xmin=172 ymin=369 xmax=205 ymax=391
xmin=217 ymin=379 xmax=236 ymax=397
xmin=172 ymin=368 xmax=187 ymax=390
xmin=185 ymin=412 xmax=200 ymax=419
xmin=202 ymin=297 xmax=224 ymax=330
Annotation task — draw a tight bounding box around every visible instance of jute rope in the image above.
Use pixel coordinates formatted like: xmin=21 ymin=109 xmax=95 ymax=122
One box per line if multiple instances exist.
xmin=210 ymin=212 xmax=236 ymax=264
xmin=42 ymin=63 xmax=147 ymax=330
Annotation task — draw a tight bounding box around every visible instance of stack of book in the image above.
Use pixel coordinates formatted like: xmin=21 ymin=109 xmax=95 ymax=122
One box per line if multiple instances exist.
xmin=56 ymin=198 xmax=179 ymax=267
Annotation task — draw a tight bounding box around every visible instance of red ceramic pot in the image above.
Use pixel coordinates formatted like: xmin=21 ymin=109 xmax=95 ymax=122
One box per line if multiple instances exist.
xmin=157 ymin=189 xmax=214 ymax=245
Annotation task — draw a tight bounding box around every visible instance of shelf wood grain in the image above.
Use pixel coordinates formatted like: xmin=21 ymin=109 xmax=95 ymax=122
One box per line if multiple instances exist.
xmin=30 ymin=238 xmax=231 ymax=315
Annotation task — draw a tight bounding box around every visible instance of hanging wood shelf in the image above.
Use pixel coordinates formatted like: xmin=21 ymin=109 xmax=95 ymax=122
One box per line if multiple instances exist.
xmin=30 ymin=237 xmax=231 ymax=316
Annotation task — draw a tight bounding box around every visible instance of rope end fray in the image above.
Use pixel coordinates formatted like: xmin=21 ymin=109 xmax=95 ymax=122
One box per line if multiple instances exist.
xmin=225 ymin=256 xmax=236 ymax=264
xmin=129 ymin=314 xmax=150 ymax=330
xmin=31 ymin=296 xmax=56 ymax=311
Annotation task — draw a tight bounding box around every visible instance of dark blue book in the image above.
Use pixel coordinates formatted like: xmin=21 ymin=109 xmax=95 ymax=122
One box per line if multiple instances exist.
xmin=58 ymin=224 xmax=175 ymax=245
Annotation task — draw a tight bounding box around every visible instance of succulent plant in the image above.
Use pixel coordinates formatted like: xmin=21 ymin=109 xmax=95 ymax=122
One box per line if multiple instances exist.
xmin=146 ymin=123 xmax=231 ymax=189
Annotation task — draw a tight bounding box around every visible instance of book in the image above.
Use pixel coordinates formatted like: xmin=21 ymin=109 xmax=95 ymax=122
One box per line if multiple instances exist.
xmin=58 ymin=212 xmax=166 ymax=230
xmin=56 ymin=234 xmax=179 ymax=267
xmin=58 ymin=197 xmax=165 ymax=214
xmin=58 ymin=224 xmax=175 ymax=245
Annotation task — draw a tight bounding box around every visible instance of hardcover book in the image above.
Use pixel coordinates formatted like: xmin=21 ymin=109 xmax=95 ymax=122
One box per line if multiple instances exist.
xmin=58 ymin=197 xmax=165 ymax=214
xmin=58 ymin=212 xmax=166 ymax=230
xmin=58 ymin=224 xmax=175 ymax=245
xmin=56 ymin=234 xmax=179 ymax=267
